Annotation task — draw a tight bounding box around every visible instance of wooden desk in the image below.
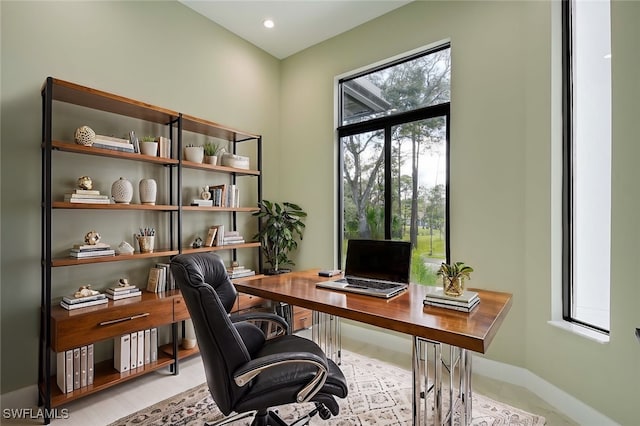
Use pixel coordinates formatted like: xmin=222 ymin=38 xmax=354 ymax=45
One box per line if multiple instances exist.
xmin=234 ymin=269 xmax=512 ymax=425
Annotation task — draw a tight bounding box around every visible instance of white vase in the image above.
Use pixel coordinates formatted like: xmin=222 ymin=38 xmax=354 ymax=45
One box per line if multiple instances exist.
xmin=111 ymin=177 xmax=133 ymax=204
xmin=139 ymin=178 xmax=157 ymax=205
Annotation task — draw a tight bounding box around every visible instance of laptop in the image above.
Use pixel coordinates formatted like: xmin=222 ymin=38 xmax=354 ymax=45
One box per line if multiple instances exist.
xmin=316 ymin=239 xmax=411 ymax=298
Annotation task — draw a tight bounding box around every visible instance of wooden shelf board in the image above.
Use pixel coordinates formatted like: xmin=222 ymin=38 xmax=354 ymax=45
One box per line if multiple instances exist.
xmin=52 ymin=201 xmax=178 ymax=211
xmin=47 ymin=78 xmax=179 ymax=125
xmin=182 ymin=242 xmax=261 ymax=254
xmin=159 ymin=343 xmax=200 ymax=360
xmin=181 ymin=205 xmax=259 ymax=212
xmin=180 ymin=160 xmax=260 ymax=176
xmin=51 ymin=140 xmax=179 ymax=165
xmin=181 ymin=113 xmax=259 ymax=142
xmin=46 ymin=354 xmax=175 ymax=407
xmin=51 ymin=250 xmax=179 ymax=267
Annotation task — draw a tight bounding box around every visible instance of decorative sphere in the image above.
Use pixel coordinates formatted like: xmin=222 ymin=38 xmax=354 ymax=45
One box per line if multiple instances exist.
xmin=84 ymin=230 xmax=101 ymax=245
xmin=74 ymin=126 xmax=96 ymax=146
xmin=77 ymin=176 xmax=93 ymax=190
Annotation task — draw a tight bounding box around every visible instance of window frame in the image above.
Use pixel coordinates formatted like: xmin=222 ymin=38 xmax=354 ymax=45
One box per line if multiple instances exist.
xmin=561 ymin=0 xmax=610 ymax=335
xmin=337 ymin=45 xmax=451 ymax=267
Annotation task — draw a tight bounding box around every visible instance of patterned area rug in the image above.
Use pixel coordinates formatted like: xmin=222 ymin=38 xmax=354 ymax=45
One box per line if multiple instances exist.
xmin=109 ymin=350 xmax=546 ymax=426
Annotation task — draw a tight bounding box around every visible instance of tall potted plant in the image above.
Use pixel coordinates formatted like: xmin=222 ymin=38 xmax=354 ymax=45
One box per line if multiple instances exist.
xmin=252 ymin=200 xmax=307 ymax=274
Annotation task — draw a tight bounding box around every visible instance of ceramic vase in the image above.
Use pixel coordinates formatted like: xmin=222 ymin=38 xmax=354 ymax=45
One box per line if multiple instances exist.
xmin=139 ymin=178 xmax=157 ymax=205
xmin=111 ymin=177 xmax=133 ymax=204
xmin=184 ymin=146 xmax=204 ymax=163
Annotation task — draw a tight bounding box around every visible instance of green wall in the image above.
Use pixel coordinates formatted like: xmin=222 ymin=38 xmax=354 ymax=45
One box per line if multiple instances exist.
xmin=278 ymin=1 xmax=639 ymax=424
xmin=2 ymin=1 xmax=639 ymax=424
xmin=0 ymin=0 xmax=280 ymax=395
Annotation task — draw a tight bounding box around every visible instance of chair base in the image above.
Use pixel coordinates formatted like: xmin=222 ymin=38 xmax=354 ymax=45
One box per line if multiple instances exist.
xmin=205 ymin=403 xmax=331 ymax=426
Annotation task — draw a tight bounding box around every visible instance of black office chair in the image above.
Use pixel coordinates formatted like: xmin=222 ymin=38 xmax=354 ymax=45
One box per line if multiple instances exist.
xmin=170 ymin=253 xmax=348 ymax=426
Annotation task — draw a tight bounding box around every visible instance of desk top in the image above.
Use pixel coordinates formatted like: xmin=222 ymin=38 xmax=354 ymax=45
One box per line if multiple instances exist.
xmin=234 ymin=269 xmax=512 ymax=354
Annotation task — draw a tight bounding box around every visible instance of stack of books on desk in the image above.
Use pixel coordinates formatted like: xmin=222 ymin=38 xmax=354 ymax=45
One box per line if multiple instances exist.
xmin=227 ymin=265 xmax=256 ymax=279
xmin=63 ymin=189 xmax=111 ymax=204
xmin=60 ymin=293 xmax=108 ymax=310
xmin=105 ymin=284 xmax=142 ymax=300
xmin=69 ymin=243 xmax=115 ymax=259
xmin=423 ymin=287 xmax=480 ymax=312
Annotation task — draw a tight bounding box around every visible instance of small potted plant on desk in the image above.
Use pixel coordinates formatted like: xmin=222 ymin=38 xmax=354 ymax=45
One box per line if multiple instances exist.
xmin=437 ymin=261 xmax=474 ymax=297
xmin=252 ymin=200 xmax=307 ymax=275
xmin=203 ymin=141 xmax=224 ymax=165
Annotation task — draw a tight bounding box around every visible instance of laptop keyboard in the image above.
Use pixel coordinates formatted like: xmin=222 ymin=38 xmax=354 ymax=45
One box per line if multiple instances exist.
xmin=346 ymin=278 xmax=401 ymax=290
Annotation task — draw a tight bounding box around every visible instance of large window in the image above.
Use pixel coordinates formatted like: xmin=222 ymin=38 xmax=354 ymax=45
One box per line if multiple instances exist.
xmin=563 ymin=0 xmax=611 ymax=333
xmin=338 ymin=44 xmax=451 ymax=284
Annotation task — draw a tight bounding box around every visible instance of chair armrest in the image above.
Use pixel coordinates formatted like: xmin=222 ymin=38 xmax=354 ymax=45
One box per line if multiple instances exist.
xmin=234 ymin=352 xmax=328 ymax=403
xmin=231 ymin=311 xmax=290 ymax=337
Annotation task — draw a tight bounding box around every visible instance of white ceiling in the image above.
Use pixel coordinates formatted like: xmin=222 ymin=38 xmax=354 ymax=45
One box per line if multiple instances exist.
xmin=179 ymin=1 xmax=412 ymax=59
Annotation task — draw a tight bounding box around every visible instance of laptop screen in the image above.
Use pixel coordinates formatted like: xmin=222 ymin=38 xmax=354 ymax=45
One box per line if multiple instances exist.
xmin=344 ymin=239 xmax=411 ymax=284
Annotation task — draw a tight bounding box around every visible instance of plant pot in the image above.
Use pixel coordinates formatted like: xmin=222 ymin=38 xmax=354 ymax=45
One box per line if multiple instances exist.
xmin=184 ymin=146 xmax=204 ymax=163
xmin=139 ymin=141 xmax=158 ymax=156
xmin=442 ymin=276 xmax=465 ymax=297
xmin=204 ymin=155 xmax=218 ymax=165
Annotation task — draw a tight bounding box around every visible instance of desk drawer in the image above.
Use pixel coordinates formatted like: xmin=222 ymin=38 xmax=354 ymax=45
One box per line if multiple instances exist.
xmin=236 ymin=293 xmax=266 ymax=312
xmin=173 ymin=295 xmax=190 ymax=321
xmin=51 ymin=297 xmax=174 ymax=351
xmin=293 ymin=306 xmax=312 ymax=331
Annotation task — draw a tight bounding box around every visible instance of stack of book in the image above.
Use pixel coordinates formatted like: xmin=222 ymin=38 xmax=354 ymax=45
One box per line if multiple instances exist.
xmin=222 ymin=230 xmax=245 ymax=246
xmin=63 ymin=189 xmax=111 ymax=204
xmin=60 ymin=292 xmax=108 ymax=310
xmin=92 ymin=134 xmax=135 ymax=153
xmin=422 ymin=287 xmax=480 ymax=312
xmin=191 ymin=199 xmax=214 ymax=207
xmin=69 ymin=242 xmax=116 ymax=259
xmin=105 ymin=284 xmax=142 ymax=300
xmin=227 ymin=265 xmax=256 ymax=279
xmin=146 ymin=263 xmax=174 ymax=293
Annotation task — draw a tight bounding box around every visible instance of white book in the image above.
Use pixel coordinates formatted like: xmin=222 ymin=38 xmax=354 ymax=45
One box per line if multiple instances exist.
xmin=424 ymin=298 xmax=480 ymax=313
xmin=80 ymin=346 xmax=88 ymax=387
xmin=130 ymin=332 xmax=138 ymax=370
xmin=144 ymin=329 xmax=151 ymax=365
xmin=72 ymin=242 xmax=110 ymax=250
xmin=93 ymin=134 xmax=132 ymax=147
xmin=137 ymin=330 xmax=144 ymax=368
xmin=150 ymin=328 xmax=158 ymax=362
xmin=64 ymin=193 xmax=109 ymax=199
xmin=73 ymin=348 xmax=81 ymax=390
xmin=106 ymin=290 xmax=142 ymax=300
xmin=87 ymin=344 xmax=94 ymax=385
xmin=56 ymin=350 xmax=73 ymax=394
xmin=60 ymin=298 xmax=108 ymax=310
xmin=62 ymin=294 xmax=106 ymax=304
xmin=423 ymin=286 xmax=479 ymax=304
xmin=69 ymin=249 xmax=116 ymax=258
xmin=191 ymin=199 xmax=213 ymax=207
xmin=114 ymin=334 xmax=130 ymax=372
xmin=216 ymin=224 xmax=224 ymax=246
xmin=72 ymin=189 xmax=100 ymax=195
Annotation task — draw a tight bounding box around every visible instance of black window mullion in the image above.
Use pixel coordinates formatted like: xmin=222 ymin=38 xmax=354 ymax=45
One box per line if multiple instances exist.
xmin=384 ymin=125 xmax=392 ymax=239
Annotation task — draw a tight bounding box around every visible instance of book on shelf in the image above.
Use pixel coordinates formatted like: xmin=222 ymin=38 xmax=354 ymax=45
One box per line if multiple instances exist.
xmin=64 ymin=196 xmax=112 ymax=204
xmin=73 ymin=348 xmax=80 ymax=390
xmin=62 ymin=293 xmax=106 ymax=305
xmin=64 ymin=193 xmax=109 ymax=200
xmin=204 ymin=226 xmax=218 ymax=247
xmin=191 ymin=199 xmax=213 ymax=207
xmin=137 ymin=330 xmax=144 ymax=368
xmin=80 ymin=345 xmax=88 ymax=387
xmin=130 ymin=332 xmax=138 ymax=370
xmin=60 ymin=297 xmax=108 ymax=310
xmin=87 ymin=344 xmax=94 ymax=385
xmin=229 ymin=269 xmax=256 ymax=279
xmin=93 ymin=134 xmax=134 ymax=149
xmin=146 ymin=266 xmax=171 ymax=293
xmin=158 ymin=136 xmax=171 ymax=158
xmin=92 ymin=142 xmax=135 ymax=153
xmin=114 ymin=334 xmax=130 ymax=373
xmin=69 ymin=249 xmax=116 ymax=258
xmin=72 ymin=242 xmax=111 ymax=250
xmin=105 ymin=284 xmax=137 ymax=294
xmin=105 ymin=290 xmax=142 ymax=300
xmin=56 ymin=350 xmax=73 ymax=393
xmin=209 ymin=184 xmax=227 ymax=207
xmin=70 ymin=189 xmax=100 ymax=195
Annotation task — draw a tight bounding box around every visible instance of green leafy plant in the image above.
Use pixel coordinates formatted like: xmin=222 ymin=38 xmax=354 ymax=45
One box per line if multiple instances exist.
xmin=437 ymin=261 xmax=473 ymax=280
xmin=252 ymin=200 xmax=307 ymax=274
xmin=140 ymin=136 xmax=157 ymax=142
xmin=203 ymin=141 xmax=224 ymax=156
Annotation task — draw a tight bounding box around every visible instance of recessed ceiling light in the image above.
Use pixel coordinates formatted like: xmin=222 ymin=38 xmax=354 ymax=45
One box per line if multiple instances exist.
xmin=263 ymin=19 xmax=275 ymax=29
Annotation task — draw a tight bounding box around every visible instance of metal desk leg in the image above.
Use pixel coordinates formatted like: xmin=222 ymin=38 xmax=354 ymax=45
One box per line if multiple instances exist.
xmin=312 ymin=311 xmax=341 ymax=364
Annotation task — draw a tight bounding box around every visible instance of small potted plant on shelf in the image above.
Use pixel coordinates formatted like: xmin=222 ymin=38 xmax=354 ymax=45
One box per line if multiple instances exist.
xmin=252 ymin=200 xmax=307 ymax=275
xmin=184 ymin=144 xmax=204 ymax=163
xmin=203 ymin=141 xmax=224 ymax=165
xmin=437 ymin=261 xmax=473 ymax=296
xmin=139 ymin=136 xmax=158 ymax=156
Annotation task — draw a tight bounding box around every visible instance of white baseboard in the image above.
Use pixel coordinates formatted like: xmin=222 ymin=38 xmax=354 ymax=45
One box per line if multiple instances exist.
xmin=340 ymin=320 xmax=618 ymax=426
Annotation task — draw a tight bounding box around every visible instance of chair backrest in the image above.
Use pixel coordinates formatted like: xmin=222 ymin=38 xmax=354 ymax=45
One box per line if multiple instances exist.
xmin=170 ymin=252 xmax=252 ymax=415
